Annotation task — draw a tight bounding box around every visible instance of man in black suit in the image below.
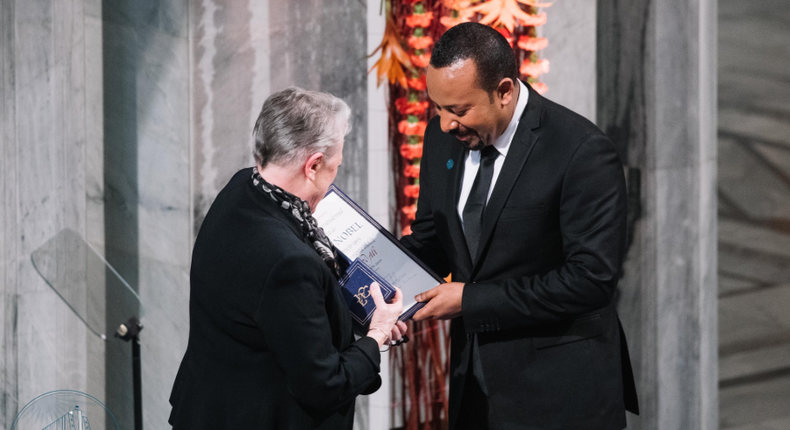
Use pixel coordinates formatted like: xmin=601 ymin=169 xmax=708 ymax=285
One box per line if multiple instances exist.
xmin=401 ymin=23 xmax=639 ymax=429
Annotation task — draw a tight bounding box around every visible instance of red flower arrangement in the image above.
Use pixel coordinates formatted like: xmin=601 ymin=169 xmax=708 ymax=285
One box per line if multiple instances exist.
xmin=495 ymin=27 xmax=514 ymax=47
xmin=530 ymin=81 xmax=548 ymax=94
xmin=407 ymin=35 xmax=434 ymax=50
xmin=405 ymin=11 xmax=434 ymax=27
xmin=400 ymin=143 xmax=424 ymax=160
xmin=404 ymin=164 xmax=421 ymax=178
xmin=395 ymin=97 xmax=430 ymax=115
xmin=407 ymin=75 xmax=427 ymax=90
xmin=520 ymin=58 xmax=549 ymax=77
xmin=403 ymin=184 xmax=421 ymax=198
xmin=518 ymin=11 xmax=547 ymax=27
xmin=440 ymin=13 xmax=471 ymax=28
xmin=398 ymin=119 xmax=428 ymax=136
xmin=401 ymin=204 xmax=418 ymax=220
xmin=517 ymin=35 xmax=548 ymax=51
xmin=409 ymin=52 xmax=432 ymax=68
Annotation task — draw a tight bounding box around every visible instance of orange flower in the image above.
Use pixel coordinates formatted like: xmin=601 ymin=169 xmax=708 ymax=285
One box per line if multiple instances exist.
xmin=442 ymin=0 xmax=471 ymax=8
xmin=407 ymin=36 xmax=434 ymax=50
xmin=410 ymin=52 xmax=431 ymax=68
xmin=465 ymin=0 xmax=550 ymax=32
xmin=530 ymin=81 xmax=548 ymax=94
xmin=440 ymin=14 xmax=471 ymax=28
xmin=404 ymin=164 xmax=421 ymax=178
xmin=519 ymin=12 xmax=548 ymax=27
xmin=440 ymin=5 xmax=473 ymax=28
xmin=517 ymin=36 xmax=548 ymax=51
xmin=520 ymin=58 xmax=550 ymax=77
xmin=407 ymin=75 xmax=427 ymax=90
xmin=400 ymin=143 xmax=424 ymax=160
xmin=369 ymin=16 xmax=413 ymax=88
xmin=402 ymin=204 xmax=418 ymax=220
xmin=404 ymin=185 xmax=421 ymax=198
xmin=398 ymin=120 xmax=428 ymax=136
xmin=395 ymin=97 xmax=430 ymax=115
xmin=405 ymin=12 xmax=434 ymax=28
xmin=402 ymin=225 xmax=413 ymax=236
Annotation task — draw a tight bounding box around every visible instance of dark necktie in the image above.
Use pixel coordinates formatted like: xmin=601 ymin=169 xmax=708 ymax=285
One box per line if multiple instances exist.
xmin=463 ymin=145 xmax=499 ymax=261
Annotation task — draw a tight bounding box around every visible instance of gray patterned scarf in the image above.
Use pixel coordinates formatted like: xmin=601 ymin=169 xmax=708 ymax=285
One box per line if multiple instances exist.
xmin=251 ymin=167 xmax=342 ymax=279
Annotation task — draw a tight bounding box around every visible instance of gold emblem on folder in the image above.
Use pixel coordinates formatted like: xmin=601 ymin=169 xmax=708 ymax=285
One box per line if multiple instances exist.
xmin=354 ymin=284 xmax=371 ymax=306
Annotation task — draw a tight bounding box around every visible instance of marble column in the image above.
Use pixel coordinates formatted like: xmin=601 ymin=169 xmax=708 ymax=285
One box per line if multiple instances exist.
xmin=597 ymin=0 xmax=718 ymax=429
xmin=190 ymin=0 xmax=268 ymax=231
xmin=538 ymin=0 xmax=597 ymax=122
xmin=99 ymin=1 xmax=192 ymax=428
xmin=0 ymin=1 xmax=17 ymax=425
xmin=0 ymin=0 xmax=92 ymax=426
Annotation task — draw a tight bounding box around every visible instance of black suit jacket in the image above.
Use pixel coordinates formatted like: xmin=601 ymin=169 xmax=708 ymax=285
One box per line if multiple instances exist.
xmin=401 ymin=84 xmax=638 ymax=430
xmin=169 ymin=168 xmax=381 ymax=430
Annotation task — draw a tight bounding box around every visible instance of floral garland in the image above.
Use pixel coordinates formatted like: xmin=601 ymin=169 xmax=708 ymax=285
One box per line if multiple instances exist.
xmin=370 ymin=1 xmax=550 ymax=428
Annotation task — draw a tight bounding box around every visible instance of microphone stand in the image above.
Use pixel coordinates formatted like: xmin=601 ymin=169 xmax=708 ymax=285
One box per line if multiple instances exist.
xmin=116 ymin=317 xmax=144 ymax=430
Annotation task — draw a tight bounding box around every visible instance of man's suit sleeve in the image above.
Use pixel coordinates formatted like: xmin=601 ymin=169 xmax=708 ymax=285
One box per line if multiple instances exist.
xmin=463 ymin=133 xmax=627 ymax=332
xmin=255 ymin=254 xmax=381 ymax=412
xmin=400 ymin=120 xmax=452 ymax=278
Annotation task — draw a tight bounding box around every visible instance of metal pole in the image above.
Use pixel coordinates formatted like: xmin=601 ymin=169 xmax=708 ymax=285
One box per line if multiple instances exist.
xmin=132 ymin=335 xmax=143 ymax=430
xmin=117 ymin=317 xmax=144 ymax=430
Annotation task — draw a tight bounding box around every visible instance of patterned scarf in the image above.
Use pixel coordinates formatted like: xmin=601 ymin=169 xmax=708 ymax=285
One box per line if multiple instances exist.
xmin=251 ymin=167 xmax=342 ymax=279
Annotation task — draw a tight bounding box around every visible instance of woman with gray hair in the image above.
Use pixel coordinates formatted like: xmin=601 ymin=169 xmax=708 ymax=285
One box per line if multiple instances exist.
xmin=169 ymin=87 xmax=407 ymax=429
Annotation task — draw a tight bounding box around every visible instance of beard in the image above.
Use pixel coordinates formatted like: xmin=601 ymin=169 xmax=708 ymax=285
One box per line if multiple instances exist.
xmin=465 ymin=138 xmax=485 ymax=151
xmin=452 ymin=130 xmax=485 ymax=151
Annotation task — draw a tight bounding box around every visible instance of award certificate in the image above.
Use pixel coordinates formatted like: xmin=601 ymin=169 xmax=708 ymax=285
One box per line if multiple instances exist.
xmin=314 ymin=185 xmax=444 ymax=320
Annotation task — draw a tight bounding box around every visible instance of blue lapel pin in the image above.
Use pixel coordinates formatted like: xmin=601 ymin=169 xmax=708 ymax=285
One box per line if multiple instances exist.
xmin=446 ymin=159 xmax=454 ymax=170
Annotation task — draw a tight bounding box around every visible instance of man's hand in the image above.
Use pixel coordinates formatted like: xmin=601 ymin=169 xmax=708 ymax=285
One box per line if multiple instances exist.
xmin=412 ymin=282 xmax=465 ymax=321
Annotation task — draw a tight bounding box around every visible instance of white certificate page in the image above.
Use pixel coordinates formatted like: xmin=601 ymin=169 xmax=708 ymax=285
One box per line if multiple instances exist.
xmin=314 ymin=187 xmax=442 ymax=317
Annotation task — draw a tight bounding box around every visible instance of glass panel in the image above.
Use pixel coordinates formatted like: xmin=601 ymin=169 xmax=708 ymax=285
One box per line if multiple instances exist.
xmin=31 ymin=229 xmax=142 ymax=341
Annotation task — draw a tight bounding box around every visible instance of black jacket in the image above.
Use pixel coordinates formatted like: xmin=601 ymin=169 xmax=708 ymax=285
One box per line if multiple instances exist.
xmin=401 ymin=84 xmax=638 ymax=430
xmin=169 ymin=168 xmax=381 ymax=429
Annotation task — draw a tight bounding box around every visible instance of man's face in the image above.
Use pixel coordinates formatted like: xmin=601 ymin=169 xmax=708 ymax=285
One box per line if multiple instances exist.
xmin=426 ymin=59 xmax=510 ymax=150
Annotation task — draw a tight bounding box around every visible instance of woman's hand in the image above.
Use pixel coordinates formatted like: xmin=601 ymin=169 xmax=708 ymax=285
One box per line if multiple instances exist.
xmin=367 ymin=283 xmax=407 ymax=348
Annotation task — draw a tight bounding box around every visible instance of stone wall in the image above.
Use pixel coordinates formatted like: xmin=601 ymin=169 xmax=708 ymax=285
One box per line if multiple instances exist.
xmin=598 ymin=0 xmax=718 ymax=428
xmin=1 ymin=1 xmax=719 ymax=429
xmin=1 ymin=0 xmax=92 ymax=427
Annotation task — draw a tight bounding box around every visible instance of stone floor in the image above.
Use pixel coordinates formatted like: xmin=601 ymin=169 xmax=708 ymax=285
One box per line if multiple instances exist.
xmin=717 ymin=1 xmax=790 ymax=428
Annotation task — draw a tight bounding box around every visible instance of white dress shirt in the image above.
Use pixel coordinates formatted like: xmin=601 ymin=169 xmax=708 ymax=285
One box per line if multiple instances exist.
xmin=457 ymin=80 xmax=529 ymax=224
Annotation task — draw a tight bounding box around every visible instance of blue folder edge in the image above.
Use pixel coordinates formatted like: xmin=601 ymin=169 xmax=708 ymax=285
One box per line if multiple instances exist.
xmin=326 ymin=184 xmax=444 ymax=322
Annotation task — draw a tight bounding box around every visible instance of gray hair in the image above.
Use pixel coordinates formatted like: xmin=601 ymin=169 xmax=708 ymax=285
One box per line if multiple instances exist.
xmin=252 ymin=87 xmax=351 ymax=168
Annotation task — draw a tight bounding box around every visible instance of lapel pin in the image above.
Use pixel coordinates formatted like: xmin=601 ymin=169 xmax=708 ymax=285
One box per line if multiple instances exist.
xmin=446 ymin=159 xmax=454 ymax=170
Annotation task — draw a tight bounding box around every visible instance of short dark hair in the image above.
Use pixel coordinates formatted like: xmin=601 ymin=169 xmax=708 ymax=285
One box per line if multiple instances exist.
xmin=430 ymin=22 xmax=518 ymax=94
